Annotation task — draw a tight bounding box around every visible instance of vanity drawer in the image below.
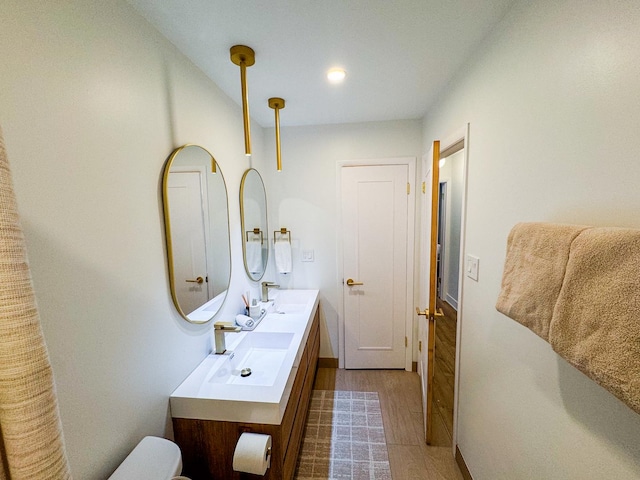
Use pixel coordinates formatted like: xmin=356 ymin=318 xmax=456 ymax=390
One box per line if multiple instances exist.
xmin=282 ymin=311 xmax=320 ymax=479
xmin=279 ymin=334 xmax=310 ymax=460
xmin=283 ymin=352 xmax=314 ymax=479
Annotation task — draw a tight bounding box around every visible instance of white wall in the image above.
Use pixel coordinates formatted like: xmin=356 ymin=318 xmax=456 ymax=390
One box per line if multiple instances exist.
xmin=1 ymin=2 xmax=264 ymax=478
xmin=422 ymin=0 xmax=640 ymax=478
xmin=7 ymin=0 xmax=640 ymax=478
xmin=261 ymin=121 xmax=422 ymax=358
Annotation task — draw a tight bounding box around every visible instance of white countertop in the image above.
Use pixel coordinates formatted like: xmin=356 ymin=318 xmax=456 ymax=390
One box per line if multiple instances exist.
xmin=169 ymin=289 xmax=319 ymax=425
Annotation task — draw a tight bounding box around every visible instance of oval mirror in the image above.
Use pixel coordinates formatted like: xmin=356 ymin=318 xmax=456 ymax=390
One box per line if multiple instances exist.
xmin=240 ymin=168 xmax=268 ymax=281
xmin=162 ymin=145 xmax=231 ymax=323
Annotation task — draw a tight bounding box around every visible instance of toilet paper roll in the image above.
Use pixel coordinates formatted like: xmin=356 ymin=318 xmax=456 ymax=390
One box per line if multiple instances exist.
xmin=232 ymin=432 xmax=272 ymax=476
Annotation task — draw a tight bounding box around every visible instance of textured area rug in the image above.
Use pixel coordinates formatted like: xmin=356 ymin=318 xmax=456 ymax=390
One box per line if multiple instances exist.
xmin=294 ymin=390 xmax=392 ymax=480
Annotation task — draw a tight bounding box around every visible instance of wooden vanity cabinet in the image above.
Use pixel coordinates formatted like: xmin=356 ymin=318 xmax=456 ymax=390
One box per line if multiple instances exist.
xmin=173 ymin=310 xmax=320 ymax=480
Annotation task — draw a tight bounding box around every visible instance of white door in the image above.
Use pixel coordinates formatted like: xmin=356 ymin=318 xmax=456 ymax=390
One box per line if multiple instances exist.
xmin=342 ymin=164 xmax=409 ymax=369
xmin=167 ymin=169 xmax=209 ymax=315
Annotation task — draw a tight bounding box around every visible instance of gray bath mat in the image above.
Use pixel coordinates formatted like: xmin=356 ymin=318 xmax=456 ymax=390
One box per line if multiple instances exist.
xmin=295 ymin=390 xmax=392 ymax=480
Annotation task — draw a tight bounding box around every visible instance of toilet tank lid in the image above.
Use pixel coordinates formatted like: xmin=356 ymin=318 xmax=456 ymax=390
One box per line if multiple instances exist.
xmin=108 ymin=436 xmax=182 ymax=480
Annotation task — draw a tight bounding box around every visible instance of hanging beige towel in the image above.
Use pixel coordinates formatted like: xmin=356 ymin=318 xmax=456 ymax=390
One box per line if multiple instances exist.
xmin=496 ymin=222 xmax=590 ymax=340
xmin=549 ymin=227 xmax=640 ymax=415
xmin=0 ymin=127 xmax=72 ymax=479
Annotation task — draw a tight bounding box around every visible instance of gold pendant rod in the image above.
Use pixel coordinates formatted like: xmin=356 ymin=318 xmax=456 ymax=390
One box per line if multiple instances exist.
xmin=268 ymin=97 xmax=285 ymax=171
xmin=240 ymin=61 xmax=251 ymax=155
xmin=275 ymin=106 xmax=281 ymax=171
xmin=230 ymin=45 xmax=255 ymax=157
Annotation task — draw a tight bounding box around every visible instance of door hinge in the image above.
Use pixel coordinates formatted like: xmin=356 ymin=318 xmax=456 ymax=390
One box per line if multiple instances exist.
xmin=407 ymin=183 xmax=410 ymax=195
xmin=422 ymin=181 xmax=426 ymax=194
xmin=405 ymin=336 xmax=408 ymax=347
xmin=419 ymin=340 xmax=422 ymax=352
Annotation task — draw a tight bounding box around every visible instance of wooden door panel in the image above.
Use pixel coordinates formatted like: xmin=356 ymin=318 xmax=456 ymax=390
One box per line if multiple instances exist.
xmin=417 ymin=142 xmax=441 ymax=444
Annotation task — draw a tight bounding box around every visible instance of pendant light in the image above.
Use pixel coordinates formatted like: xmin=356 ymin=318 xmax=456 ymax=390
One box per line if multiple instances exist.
xmin=230 ymin=45 xmax=255 ymax=156
xmin=268 ymin=97 xmax=285 ymax=171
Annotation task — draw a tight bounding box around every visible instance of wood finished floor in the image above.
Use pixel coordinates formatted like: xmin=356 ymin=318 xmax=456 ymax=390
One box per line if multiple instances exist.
xmin=433 ymin=299 xmax=457 ymax=447
xmin=313 ymin=368 xmax=463 ymax=480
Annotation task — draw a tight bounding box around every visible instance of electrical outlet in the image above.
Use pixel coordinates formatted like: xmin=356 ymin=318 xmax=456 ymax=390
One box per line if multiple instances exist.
xmin=466 ymin=254 xmax=479 ymax=281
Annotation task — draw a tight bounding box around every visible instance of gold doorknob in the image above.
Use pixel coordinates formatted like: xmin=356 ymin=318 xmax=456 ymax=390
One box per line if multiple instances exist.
xmin=346 ymin=278 xmax=364 ymax=286
xmin=186 ymin=276 xmax=204 ymax=284
xmin=416 ymin=307 xmax=445 ymax=317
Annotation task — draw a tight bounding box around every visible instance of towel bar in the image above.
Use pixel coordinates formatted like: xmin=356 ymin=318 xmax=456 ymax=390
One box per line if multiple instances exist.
xmin=273 ymin=227 xmax=291 ymax=244
xmin=245 ymin=228 xmax=264 ymax=244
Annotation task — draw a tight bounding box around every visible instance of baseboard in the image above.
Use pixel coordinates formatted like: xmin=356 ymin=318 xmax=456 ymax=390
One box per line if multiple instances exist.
xmin=317 ymin=357 xmax=416 ymax=371
xmin=445 ymin=293 xmax=458 ymax=310
xmin=455 ymin=445 xmax=473 ymax=480
xmin=318 ymin=357 xmax=339 ymax=368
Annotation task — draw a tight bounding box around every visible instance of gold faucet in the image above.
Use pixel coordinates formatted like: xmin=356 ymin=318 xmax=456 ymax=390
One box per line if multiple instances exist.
xmin=261 ymin=281 xmax=280 ymax=302
xmin=213 ymin=321 xmax=242 ymax=354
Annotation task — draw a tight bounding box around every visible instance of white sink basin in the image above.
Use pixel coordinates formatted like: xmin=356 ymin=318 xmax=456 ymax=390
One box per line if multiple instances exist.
xmin=273 ymin=303 xmax=307 ymax=314
xmin=271 ymin=289 xmax=316 ymax=315
xmin=208 ymin=332 xmax=294 ymax=387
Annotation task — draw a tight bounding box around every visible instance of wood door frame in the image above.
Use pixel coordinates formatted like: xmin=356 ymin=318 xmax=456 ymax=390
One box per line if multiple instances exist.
xmin=336 ymin=157 xmax=416 ymax=371
xmin=425 ymin=124 xmax=470 ymax=455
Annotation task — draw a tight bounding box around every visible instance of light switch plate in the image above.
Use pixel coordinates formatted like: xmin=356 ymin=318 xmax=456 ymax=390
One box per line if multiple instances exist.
xmin=302 ymin=250 xmax=314 ymax=262
xmin=465 ymin=254 xmax=479 ymax=281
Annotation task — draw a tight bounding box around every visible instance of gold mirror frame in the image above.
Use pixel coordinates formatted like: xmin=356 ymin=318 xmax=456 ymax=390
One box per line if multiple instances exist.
xmin=240 ymin=168 xmax=269 ymax=281
xmin=162 ymin=144 xmax=231 ymax=323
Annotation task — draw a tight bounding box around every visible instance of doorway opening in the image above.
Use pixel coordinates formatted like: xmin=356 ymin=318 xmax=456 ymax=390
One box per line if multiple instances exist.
xmin=436 ymin=148 xmax=464 ymax=311
xmin=436 ymin=182 xmax=447 ymax=300
xmin=432 ymin=144 xmax=465 ymax=447
xmin=418 ymin=126 xmax=469 ymax=454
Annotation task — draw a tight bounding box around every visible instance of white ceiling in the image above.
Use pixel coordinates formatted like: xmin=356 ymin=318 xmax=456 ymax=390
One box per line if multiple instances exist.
xmin=127 ymin=0 xmax=517 ymax=127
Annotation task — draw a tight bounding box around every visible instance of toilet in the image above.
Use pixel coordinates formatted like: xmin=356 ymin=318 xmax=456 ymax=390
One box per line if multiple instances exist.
xmin=108 ymin=436 xmax=189 ymax=479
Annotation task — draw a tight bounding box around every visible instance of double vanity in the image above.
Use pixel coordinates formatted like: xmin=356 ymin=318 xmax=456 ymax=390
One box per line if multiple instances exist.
xmin=170 ymin=289 xmax=320 ymax=480
xmin=162 ymin=145 xmax=318 ymax=478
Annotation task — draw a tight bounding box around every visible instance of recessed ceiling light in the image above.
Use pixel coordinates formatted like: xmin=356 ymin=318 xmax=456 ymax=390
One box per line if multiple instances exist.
xmin=327 ymin=68 xmax=346 ymax=84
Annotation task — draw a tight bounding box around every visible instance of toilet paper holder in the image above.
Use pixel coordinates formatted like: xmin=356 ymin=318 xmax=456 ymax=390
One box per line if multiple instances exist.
xmin=232 ymin=432 xmax=272 ymax=475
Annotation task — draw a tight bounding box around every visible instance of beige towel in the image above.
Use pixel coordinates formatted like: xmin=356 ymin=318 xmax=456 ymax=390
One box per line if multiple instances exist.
xmin=496 ymin=223 xmax=590 ymax=340
xmin=0 ymin=128 xmax=72 ymax=479
xmin=549 ymin=227 xmax=640 ymax=414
